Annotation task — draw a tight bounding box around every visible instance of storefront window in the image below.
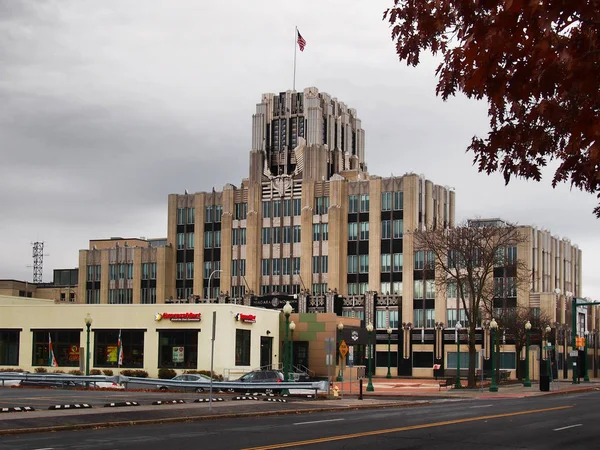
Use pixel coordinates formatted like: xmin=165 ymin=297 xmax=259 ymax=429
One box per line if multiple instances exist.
xmin=158 ymin=331 xmax=198 ymax=369
xmin=0 ymin=330 xmax=20 ymax=365
xmin=94 ymin=330 xmax=144 ymax=368
xmin=32 ymin=330 xmax=80 ymax=367
xmin=235 ymin=329 xmax=251 ymax=366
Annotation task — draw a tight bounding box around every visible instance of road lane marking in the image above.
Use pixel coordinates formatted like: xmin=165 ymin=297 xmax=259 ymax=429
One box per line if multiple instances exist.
xmin=553 ymin=424 xmax=582 ymax=431
xmin=471 ymin=405 xmax=493 ymax=408
xmin=242 ymin=405 xmax=573 ymax=450
xmin=293 ymin=418 xmax=344 ymax=426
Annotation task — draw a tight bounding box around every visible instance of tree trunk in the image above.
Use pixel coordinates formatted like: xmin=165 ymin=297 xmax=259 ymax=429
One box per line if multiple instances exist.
xmin=468 ymin=325 xmax=477 ymax=388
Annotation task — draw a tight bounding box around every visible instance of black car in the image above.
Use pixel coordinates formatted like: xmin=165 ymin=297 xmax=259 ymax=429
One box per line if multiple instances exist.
xmin=230 ymin=370 xmax=284 ymax=393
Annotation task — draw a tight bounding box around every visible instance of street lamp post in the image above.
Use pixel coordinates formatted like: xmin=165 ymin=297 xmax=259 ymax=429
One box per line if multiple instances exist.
xmin=489 ymin=318 xmax=499 ymax=392
xmin=455 ymin=322 xmax=462 ymax=389
xmin=207 ymin=269 xmax=224 ymax=302
xmin=366 ymin=322 xmax=374 ymax=392
xmin=282 ymin=301 xmax=292 ymax=382
xmin=386 ymin=327 xmax=392 ymax=379
xmin=524 ymin=320 xmax=532 ymax=387
xmin=584 ymin=330 xmax=590 ymax=382
xmin=289 ymin=321 xmax=296 ymax=378
xmin=337 ymin=323 xmax=344 ymax=381
xmin=84 ymin=313 xmax=93 ymax=376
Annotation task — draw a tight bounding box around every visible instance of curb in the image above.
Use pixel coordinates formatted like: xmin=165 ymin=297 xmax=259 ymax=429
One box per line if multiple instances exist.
xmin=232 ymin=396 xmax=260 ymax=401
xmin=152 ymin=400 xmax=186 ymax=405
xmin=0 ymin=407 xmax=35 ymax=413
xmin=48 ymin=404 xmax=92 ymax=410
xmin=104 ymin=401 xmax=140 ymax=408
xmin=194 ymin=398 xmax=225 ymax=403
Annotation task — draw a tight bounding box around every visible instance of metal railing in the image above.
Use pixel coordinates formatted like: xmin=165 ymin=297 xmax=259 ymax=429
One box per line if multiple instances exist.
xmin=0 ymin=372 xmax=328 ymax=396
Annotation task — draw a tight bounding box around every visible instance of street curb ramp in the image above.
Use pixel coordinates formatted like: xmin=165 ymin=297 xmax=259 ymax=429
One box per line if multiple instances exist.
xmin=48 ymin=404 xmax=92 ymax=410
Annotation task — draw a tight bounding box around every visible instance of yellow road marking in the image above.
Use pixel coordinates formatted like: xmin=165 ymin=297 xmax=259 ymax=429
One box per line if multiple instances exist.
xmin=242 ymin=405 xmax=573 ymax=450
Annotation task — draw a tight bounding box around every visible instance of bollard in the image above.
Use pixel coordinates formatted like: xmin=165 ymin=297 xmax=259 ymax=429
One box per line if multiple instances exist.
xmin=359 ymin=378 xmax=363 ymax=400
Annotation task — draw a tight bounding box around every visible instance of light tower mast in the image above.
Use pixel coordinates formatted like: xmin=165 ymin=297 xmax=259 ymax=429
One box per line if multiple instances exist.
xmin=31 ymin=241 xmax=45 ymax=283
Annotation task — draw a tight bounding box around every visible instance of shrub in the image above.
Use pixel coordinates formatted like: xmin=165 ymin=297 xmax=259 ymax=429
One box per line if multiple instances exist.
xmin=34 ymin=367 xmax=48 ymax=373
xmin=120 ymin=369 xmax=148 ymax=378
xmin=52 ymin=370 xmax=65 ymax=374
xmin=69 ymin=369 xmax=83 ymax=375
xmin=196 ymin=370 xmax=223 ymax=381
xmin=158 ymin=368 xmax=177 ymax=379
xmin=102 ymin=369 xmax=114 ymax=376
xmin=90 ymin=369 xmax=102 ymax=376
xmin=0 ymin=368 xmax=24 ymax=373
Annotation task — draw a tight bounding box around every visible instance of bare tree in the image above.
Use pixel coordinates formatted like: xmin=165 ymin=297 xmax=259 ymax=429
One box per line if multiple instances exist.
xmin=413 ymin=219 xmax=529 ymax=388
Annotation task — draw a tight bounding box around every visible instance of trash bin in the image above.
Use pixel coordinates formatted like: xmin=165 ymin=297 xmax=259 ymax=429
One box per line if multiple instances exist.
xmin=540 ymin=375 xmax=550 ymax=392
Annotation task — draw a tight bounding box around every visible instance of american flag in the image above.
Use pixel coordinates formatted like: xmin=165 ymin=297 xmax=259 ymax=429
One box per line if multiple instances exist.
xmin=297 ymin=30 xmax=306 ymax=52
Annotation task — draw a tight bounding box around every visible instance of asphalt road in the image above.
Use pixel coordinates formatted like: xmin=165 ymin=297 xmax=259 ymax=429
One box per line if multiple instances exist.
xmin=1 ymin=391 xmax=597 ymax=449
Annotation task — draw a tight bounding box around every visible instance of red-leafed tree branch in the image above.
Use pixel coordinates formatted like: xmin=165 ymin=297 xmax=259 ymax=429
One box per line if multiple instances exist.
xmin=384 ymin=0 xmax=600 ymax=216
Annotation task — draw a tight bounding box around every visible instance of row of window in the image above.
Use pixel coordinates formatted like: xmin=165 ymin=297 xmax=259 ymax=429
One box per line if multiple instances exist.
xmin=1 ymin=329 xmax=254 ymax=369
xmin=262 ymin=226 xmax=302 ymax=244
xmin=109 ymin=264 xmax=134 ymax=281
xmin=262 ymin=199 xmax=302 ymax=218
xmin=348 ymin=254 xmax=404 ymax=274
xmin=176 ymin=207 xmax=195 ymax=226
xmin=260 ymin=284 xmax=302 ymax=295
xmin=108 ymin=289 xmax=133 ymax=304
xmin=261 ymin=258 xmax=302 ymax=276
xmin=348 ymin=191 xmax=404 ymax=214
xmin=176 ymin=233 xmax=195 ymax=250
xmin=204 ymin=205 xmax=223 ymax=223
xmin=176 ymin=262 xmax=195 ymax=280
xmin=87 ymin=265 xmax=101 ymax=282
xmin=86 ymin=288 xmax=157 ymax=304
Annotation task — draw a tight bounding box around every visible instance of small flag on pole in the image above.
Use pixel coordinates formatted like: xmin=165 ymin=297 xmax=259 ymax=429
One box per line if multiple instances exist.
xmin=48 ymin=333 xmax=58 ymax=367
xmin=297 ymin=30 xmax=306 ymax=52
xmin=117 ymin=329 xmax=124 ymax=366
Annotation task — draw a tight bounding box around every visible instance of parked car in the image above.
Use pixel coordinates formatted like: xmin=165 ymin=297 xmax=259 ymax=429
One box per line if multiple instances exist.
xmin=0 ymin=372 xmax=28 ymax=387
xmin=230 ymin=369 xmax=285 ymax=393
xmin=157 ymin=373 xmax=212 ymax=392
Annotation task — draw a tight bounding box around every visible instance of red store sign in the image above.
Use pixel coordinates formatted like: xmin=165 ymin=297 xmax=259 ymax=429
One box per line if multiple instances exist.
xmin=155 ymin=312 xmax=201 ymax=322
xmin=235 ymin=313 xmax=256 ymax=324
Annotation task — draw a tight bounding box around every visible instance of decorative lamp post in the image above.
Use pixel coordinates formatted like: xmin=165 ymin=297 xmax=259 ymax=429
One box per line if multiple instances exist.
xmin=524 ymin=320 xmax=532 ymax=387
xmin=282 ymin=301 xmax=292 ymax=382
xmin=366 ymin=322 xmax=375 ymax=392
xmin=386 ymin=327 xmax=393 ymax=379
xmin=584 ymin=330 xmax=590 ymax=382
xmin=455 ymin=322 xmax=463 ymax=389
xmin=489 ymin=318 xmax=498 ymax=392
xmin=337 ymin=322 xmax=344 ymax=381
xmin=545 ymin=325 xmax=552 ymax=381
xmin=84 ymin=313 xmax=93 ymax=376
xmin=289 ymin=321 xmax=296 ymax=377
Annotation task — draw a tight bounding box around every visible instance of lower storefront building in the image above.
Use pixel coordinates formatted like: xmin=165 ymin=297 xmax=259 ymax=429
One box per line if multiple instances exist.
xmin=0 ymin=295 xmax=281 ymax=379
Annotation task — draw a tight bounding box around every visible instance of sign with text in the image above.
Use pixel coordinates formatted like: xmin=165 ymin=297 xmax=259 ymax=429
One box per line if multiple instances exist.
xmin=155 ymin=312 xmax=201 ymax=322
xmin=339 ymin=340 xmax=348 ymax=358
xmin=172 ymin=346 xmax=185 ymax=363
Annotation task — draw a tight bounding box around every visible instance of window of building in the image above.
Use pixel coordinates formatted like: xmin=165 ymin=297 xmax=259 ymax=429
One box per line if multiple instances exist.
xmin=293 ymin=199 xmax=302 ymax=216
xmin=312 ymin=283 xmax=327 ymax=295
xmin=359 ymin=282 xmax=368 ymax=294
xmin=158 ymin=330 xmax=198 ymax=368
xmin=393 ymin=219 xmax=403 ymax=239
xmin=381 ymin=220 xmax=391 ymax=239
xmin=32 ymin=330 xmax=80 ymax=367
xmin=494 ymin=277 xmax=504 ymax=297
xmin=262 ymin=228 xmax=271 ymax=245
xmin=359 ymin=222 xmax=369 ymax=240
xmin=393 ymin=253 xmax=403 ymax=272
xmin=283 ymin=258 xmax=291 ymax=275
xmin=282 ymin=226 xmax=291 ymax=244
xmin=426 ymin=280 xmax=435 ymax=299
xmin=0 ymin=330 xmax=19 ymax=365
xmin=94 ymin=330 xmax=144 ymax=368
xmin=348 ymin=222 xmax=358 ymax=241
xmin=283 ymin=199 xmax=292 ymax=217
xmin=235 ymin=329 xmax=251 ymax=366
xmin=204 ymin=261 xmax=212 ymax=278
xmin=381 ymin=192 xmax=392 ymax=211
xmin=413 ymin=310 xmax=423 ymax=328
xmin=347 ymin=283 xmax=358 ymax=295
xmin=360 ymin=194 xmax=370 ymax=212
xmin=177 ymin=208 xmax=185 ymax=225
xmin=187 ymin=232 xmax=194 ymax=249
xmin=95 ymin=265 xmax=101 ymax=281
xmin=381 ymin=254 xmax=391 ymax=272
xmin=414 ymin=251 xmax=424 ymax=270
xmin=176 ymin=263 xmax=184 ymax=280
xmin=87 ymin=266 xmax=94 ymax=282
xmin=412 ymin=352 xmax=434 ymax=368
xmin=321 ymin=256 xmax=328 ymax=273
xmin=348 ymin=195 xmax=358 ymax=213
xmin=262 ymin=259 xmax=271 ymax=276
xmin=313 ymin=224 xmax=321 ymax=242
xmin=322 ymin=223 xmax=329 ymax=241
xmin=272 ymin=200 xmax=281 ymax=218
xmin=392 ymin=281 xmax=402 ymax=295
xmin=293 ymin=225 xmax=301 ymax=243
xmin=204 ymin=231 xmax=213 ymax=248
xmin=315 ymin=197 xmax=329 ymax=215
xmin=273 ymin=259 xmax=281 ymax=276
xmin=108 ymin=289 xmax=133 ymax=304
xmin=312 ymin=256 xmax=320 ymax=273
xmin=270 ymin=227 xmax=279 ymax=244
xmin=187 ymin=207 xmax=195 ymax=224
xmin=380 ymin=281 xmax=391 ymax=295
xmin=394 ymin=191 xmax=404 ymax=210
xmin=414 ymin=280 xmax=424 ymax=299
xmin=293 ymin=257 xmax=301 ymax=275
xmin=262 ymin=201 xmax=271 ymax=219
xmin=239 ymin=259 xmax=246 ymax=276
xmin=447 ymin=351 xmax=475 ymax=369
xmin=141 ymin=287 xmax=156 ymax=304
xmin=426 ymin=309 xmax=435 ymax=328
xmin=118 ymin=264 xmax=126 ymax=280
xmin=348 ymin=255 xmax=358 ymax=273
xmin=127 ymin=263 xmax=133 ymax=280
xmin=507 ymin=246 xmax=517 ymax=265
xmin=215 ymin=205 xmax=222 ymax=222
xmin=214 ymin=230 xmax=221 ymax=248
xmin=86 ymin=289 xmax=100 ymax=304
xmin=507 ymin=277 xmax=517 ymax=297
xmin=235 ymin=202 xmax=248 ymax=220
xmin=205 ymin=206 xmax=213 ymax=223
xmin=359 ymin=254 xmax=369 ymax=273
xmin=186 ymin=262 xmax=194 ymax=279
xmin=177 ymin=233 xmax=186 ymax=249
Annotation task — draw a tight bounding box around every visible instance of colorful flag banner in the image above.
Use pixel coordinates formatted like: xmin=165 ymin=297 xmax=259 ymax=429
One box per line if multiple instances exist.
xmin=48 ymin=333 xmax=58 ymax=367
xmin=117 ymin=329 xmax=124 ymax=367
xmin=297 ymin=30 xmax=306 ymax=51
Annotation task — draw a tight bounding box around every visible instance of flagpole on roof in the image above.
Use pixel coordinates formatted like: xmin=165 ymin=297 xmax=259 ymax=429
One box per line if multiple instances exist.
xmin=293 ymin=26 xmax=297 ymax=91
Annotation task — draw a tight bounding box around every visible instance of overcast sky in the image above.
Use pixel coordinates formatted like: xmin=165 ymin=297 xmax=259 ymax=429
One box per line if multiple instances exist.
xmin=1 ymin=0 xmax=598 ymax=299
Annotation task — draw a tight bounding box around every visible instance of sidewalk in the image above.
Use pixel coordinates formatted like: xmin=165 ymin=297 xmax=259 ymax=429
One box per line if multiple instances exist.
xmin=1 ymin=377 xmax=598 ymax=435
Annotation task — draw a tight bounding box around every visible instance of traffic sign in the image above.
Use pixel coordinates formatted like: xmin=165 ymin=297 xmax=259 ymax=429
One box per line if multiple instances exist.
xmin=543 ymin=345 xmax=554 ymax=350
xmin=339 ymin=340 xmax=348 ymax=358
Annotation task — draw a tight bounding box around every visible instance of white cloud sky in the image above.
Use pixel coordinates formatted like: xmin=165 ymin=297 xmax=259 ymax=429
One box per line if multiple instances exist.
xmin=1 ymin=0 xmax=598 ymax=298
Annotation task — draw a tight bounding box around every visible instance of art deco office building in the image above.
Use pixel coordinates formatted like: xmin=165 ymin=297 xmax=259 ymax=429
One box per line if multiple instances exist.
xmin=78 ymin=87 xmax=586 ymax=378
